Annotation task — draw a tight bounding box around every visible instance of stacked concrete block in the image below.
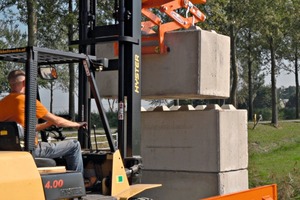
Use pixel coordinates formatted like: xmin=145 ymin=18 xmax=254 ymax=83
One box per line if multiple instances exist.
xmin=140 ymin=105 xmax=248 ymax=199
xmin=95 ymin=29 xmax=230 ymax=99
xmin=141 ymin=170 xmax=248 ymax=200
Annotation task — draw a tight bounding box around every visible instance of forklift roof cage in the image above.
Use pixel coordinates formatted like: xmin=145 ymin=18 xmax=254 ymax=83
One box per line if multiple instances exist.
xmin=0 ymin=46 xmax=116 ymax=153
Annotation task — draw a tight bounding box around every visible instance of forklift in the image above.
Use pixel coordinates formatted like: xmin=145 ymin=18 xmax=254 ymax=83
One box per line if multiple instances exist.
xmin=0 ymin=0 xmax=222 ymax=199
xmin=0 ymin=46 xmax=160 ymax=200
xmin=0 ymin=0 xmax=161 ymax=199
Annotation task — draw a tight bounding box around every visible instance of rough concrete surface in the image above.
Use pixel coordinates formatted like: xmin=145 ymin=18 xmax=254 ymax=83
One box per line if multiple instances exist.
xmin=140 ymin=169 xmax=248 ymax=200
xmin=95 ymin=29 xmax=230 ymax=99
xmin=141 ymin=105 xmax=248 ymax=172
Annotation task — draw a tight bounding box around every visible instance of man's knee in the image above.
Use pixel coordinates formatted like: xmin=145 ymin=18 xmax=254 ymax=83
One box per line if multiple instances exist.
xmin=71 ymin=140 xmax=81 ymax=150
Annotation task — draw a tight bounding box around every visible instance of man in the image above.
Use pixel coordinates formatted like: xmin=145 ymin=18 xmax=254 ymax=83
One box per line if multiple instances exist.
xmin=0 ymin=69 xmax=85 ymax=174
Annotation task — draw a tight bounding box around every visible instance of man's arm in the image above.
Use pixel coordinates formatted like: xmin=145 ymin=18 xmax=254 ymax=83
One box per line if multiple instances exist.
xmin=36 ymin=121 xmax=53 ymax=131
xmin=41 ymin=112 xmax=86 ymax=129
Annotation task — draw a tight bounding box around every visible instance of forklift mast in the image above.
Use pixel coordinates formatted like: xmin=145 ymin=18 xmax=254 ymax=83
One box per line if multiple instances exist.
xmin=76 ymin=0 xmax=141 ymax=158
xmin=75 ymin=0 xmax=207 ymax=157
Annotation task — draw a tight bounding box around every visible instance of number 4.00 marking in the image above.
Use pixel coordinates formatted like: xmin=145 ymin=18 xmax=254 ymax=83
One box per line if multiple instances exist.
xmin=44 ymin=179 xmax=64 ymax=189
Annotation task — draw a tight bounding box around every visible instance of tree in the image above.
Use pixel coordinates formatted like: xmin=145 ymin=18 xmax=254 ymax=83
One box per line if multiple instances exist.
xmin=235 ymin=0 xmax=266 ymax=119
xmin=0 ymin=21 xmax=27 ymax=93
xmin=26 ymin=0 xmax=37 ymax=46
xmin=24 ymin=1 xmax=78 ymax=115
xmin=252 ymin=0 xmax=289 ymax=126
xmin=253 ymin=85 xmax=272 ymax=108
xmin=203 ymin=0 xmax=260 ymax=108
xmin=279 ymin=0 xmax=300 ymax=118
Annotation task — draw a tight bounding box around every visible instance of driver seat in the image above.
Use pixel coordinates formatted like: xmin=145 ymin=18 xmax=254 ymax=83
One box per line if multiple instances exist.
xmin=0 ymin=121 xmax=56 ymax=167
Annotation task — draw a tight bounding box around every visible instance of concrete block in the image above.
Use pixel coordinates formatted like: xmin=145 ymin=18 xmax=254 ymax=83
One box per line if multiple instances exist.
xmin=95 ymin=29 xmax=230 ymax=99
xmin=169 ymin=105 xmax=181 ymax=111
xmin=153 ymin=106 xmax=170 ymax=111
xmin=221 ymin=104 xmax=237 ymax=110
xmin=147 ymin=107 xmax=155 ymax=111
xmin=204 ymin=104 xmax=222 ymax=110
xmin=178 ymin=105 xmax=195 ymax=111
xmin=141 ymin=105 xmax=248 ymax=172
xmin=140 ymin=169 xmax=249 ymax=200
xmin=195 ymin=105 xmax=207 ymax=110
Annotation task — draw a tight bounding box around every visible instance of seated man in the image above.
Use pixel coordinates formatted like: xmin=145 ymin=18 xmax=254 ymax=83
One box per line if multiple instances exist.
xmin=0 ymin=70 xmax=86 ymax=175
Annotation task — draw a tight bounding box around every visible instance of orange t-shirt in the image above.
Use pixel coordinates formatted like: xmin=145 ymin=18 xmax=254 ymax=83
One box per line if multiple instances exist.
xmin=0 ymin=93 xmax=48 ymax=127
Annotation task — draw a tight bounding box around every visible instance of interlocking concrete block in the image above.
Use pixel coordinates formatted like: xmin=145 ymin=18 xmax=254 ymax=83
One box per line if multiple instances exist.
xmin=140 ymin=169 xmax=249 ymax=200
xmin=141 ymin=105 xmax=248 ymax=172
xmin=195 ymin=105 xmax=207 ymax=110
xmin=95 ymin=29 xmax=230 ymax=99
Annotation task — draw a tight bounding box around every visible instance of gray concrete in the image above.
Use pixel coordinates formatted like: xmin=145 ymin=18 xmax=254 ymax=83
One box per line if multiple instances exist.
xmin=141 ymin=105 xmax=248 ymax=172
xmin=96 ymin=28 xmax=245 ymax=199
xmin=140 ymin=169 xmax=249 ymax=200
xmin=95 ymin=29 xmax=230 ymax=99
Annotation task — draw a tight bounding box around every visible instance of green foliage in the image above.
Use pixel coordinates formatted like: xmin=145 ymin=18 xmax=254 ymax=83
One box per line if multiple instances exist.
xmin=279 ymin=108 xmax=296 ymax=120
xmin=96 ymin=1 xmax=116 ymax=25
xmin=253 ymin=108 xmax=271 ymax=121
xmin=0 ymin=20 xmax=27 ymax=94
xmin=90 ymin=111 xmax=118 ymax=129
xmin=253 ymin=85 xmax=272 ymax=108
xmin=55 ymin=111 xmax=118 ymax=129
xmin=278 ymin=86 xmax=296 ymax=100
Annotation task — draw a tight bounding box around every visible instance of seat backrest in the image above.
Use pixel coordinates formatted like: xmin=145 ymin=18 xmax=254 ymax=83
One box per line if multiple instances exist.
xmin=0 ymin=122 xmax=23 ymax=151
xmin=0 ymin=122 xmax=56 ymax=167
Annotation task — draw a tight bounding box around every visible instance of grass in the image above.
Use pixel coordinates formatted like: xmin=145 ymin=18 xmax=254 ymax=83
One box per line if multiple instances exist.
xmin=249 ymin=121 xmax=300 ymax=199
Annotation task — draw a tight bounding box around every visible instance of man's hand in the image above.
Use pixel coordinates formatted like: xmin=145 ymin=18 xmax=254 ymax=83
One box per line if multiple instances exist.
xmin=78 ymin=122 xmax=87 ymax=129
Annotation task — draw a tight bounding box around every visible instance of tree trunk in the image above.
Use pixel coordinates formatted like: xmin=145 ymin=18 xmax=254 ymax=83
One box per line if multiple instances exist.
xmin=27 ymin=0 xmax=37 ymax=46
xmin=295 ymin=45 xmax=299 ymax=119
xmin=247 ymin=31 xmax=253 ymax=121
xmin=270 ymin=37 xmax=278 ymax=126
xmin=68 ymin=0 xmax=75 ymax=120
xmin=230 ymin=24 xmax=238 ymax=107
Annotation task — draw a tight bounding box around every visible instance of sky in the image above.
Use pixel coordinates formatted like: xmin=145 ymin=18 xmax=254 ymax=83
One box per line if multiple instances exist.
xmin=265 ymin=73 xmax=296 ymax=88
xmin=39 ymin=88 xmax=152 ymax=113
xmin=39 ymin=88 xmax=114 ymax=113
xmin=0 ymin=7 xmax=297 ymax=113
xmin=41 ymin=74 xmax=296 ymax=114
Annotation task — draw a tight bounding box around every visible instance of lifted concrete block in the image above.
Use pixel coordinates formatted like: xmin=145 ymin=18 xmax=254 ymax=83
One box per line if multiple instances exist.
xmin=95 ymin=29 xmax=230 ymax=99
xmin=140 ymin=169 xmax=249 ymax=200
xmin=141 ymin=105 xmax=248 ymax=172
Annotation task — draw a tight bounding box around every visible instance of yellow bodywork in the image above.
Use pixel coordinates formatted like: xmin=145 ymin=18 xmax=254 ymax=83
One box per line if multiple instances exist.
xmin=0 ymin=151 xmax=45 ymax=200
xmin=111 ymin=150 xmax=161 ymax=200
xmin=0 ymin=150 xmax=160 ymax=200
